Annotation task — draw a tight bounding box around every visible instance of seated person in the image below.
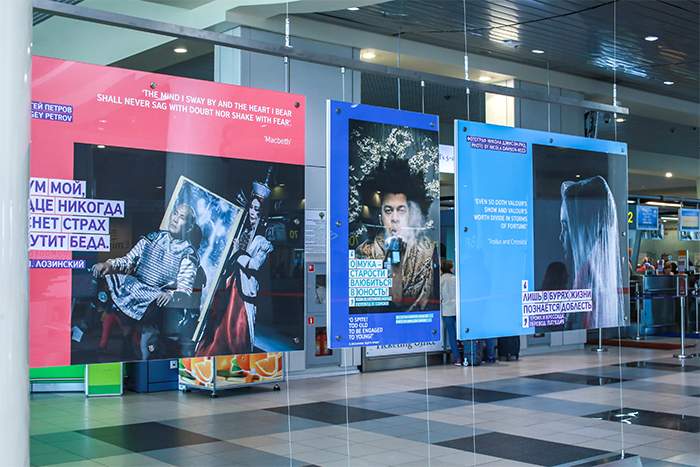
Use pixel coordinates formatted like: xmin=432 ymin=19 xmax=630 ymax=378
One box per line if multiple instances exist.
xmin=92 ymin=203 xmax=200 ymax=359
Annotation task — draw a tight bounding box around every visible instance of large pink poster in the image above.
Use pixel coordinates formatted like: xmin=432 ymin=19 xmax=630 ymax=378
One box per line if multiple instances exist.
xmin=30 ymin=57 xmax=306 ymax=367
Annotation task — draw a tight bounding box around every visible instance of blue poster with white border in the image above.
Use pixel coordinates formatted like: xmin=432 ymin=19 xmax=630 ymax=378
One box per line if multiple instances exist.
xmin=455 ymin=121 xmax=629 ymax=340
xmin=327 ymin=101 xmax=441 ymax=348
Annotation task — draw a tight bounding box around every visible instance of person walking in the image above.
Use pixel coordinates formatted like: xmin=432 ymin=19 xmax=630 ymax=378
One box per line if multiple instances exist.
xmin=440 ymin=259 xmax=461 ymax=366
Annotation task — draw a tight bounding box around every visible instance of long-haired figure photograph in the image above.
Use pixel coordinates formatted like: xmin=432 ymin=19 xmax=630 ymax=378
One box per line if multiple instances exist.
xmin=348 ymin=119 xmax=440 ymax=314
xmin=533 ymin=145 xmax=628 ymax=331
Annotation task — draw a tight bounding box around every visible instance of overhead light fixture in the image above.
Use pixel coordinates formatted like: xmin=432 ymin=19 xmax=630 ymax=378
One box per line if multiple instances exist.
xmin=361 ymin=50 xmax=377 ymax=60
xmin=646 ymin=201 xmax=682 ymax=208
xmin=347 ymin=6 xmax=360 ymax=11
xmin=531 ymin=49 xmax=545 ymax=54
xmin=627 ymin=200 xmax=636 ymax=204
xmin=665 ymin=172 xmax=673 ymax=178
xmin=661 ymin=216 xmax=678 ymax=221
xmin=615 ymin=117 xmax=626 ymax=123
xmin=478 ymin=76 xmax=492 ymax=82
xmin=173 ymin=46 xmax=188 ymax=54
xmin=575 ymin=174 xmax=581 ymax=178
xmin=663 ymin=80 xmax=674 ymax=85
xmin=96 ymin=144 xmax=105 ymax=149
xmin=644 ymin=35 xmax=659 ymax=42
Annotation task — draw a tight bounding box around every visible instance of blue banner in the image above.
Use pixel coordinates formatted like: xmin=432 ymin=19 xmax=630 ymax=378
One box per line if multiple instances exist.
xmin=327 ymin=101 xmax=441 ymax=348
xmin=635 ymin=205 xmax=659 ymax=231
xmin=455 ymin=122 xmax=628 ymax=339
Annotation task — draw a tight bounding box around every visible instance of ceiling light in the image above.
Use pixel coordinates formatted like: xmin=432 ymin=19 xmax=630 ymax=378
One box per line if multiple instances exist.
xmin=96 ymin=144 xmax=105 ymax=149
xmin=478 ymin=76 xmax=492 ymax=82
xmin=627 ymin=200 xmax=636 ymax=204
xmin=644 ymin=35 xmax=659 ymax=42
xmin=661 ymin=216 xmax=678 ymax=221
xmin=531 ymin=49 xmax=545 ymax=54
xmin=646 ymin=201 xmax=682 ymax=208
xmin=361 ymin=50 xmax=376 ymax=60
xmin=663 ymin=80 xmax=674 ymax=85
xmin=615 ymin=117 xmax=626 ymax=123
xmin=665 ymin=172 xmax=673 ymax=178
xmin=173 ymin=47 xmax=188 ymax=54
xmin=575 ymin=174 xmax=581 ymax=178
xmin=347 ymin=6 xmax=360 ymax=11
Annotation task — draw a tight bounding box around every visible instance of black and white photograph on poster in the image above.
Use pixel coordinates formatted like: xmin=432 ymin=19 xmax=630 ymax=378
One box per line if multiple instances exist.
xmin=69 ymin=143 xmax=305 ymax=364
xmin=532 ymin=144 xmax=629 ymax=331
xmin=348 ymin=119 xmax=440 ymax=314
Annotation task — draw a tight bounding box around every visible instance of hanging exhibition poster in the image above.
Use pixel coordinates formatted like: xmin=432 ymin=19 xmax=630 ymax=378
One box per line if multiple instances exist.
xmin=455 ymin=121 xmax=629 ymax=340
xmin=327 ymin=101 xmax=441 ymax=348
xmin=179 ymin=352 xmax=283 ymax=390
xmin=30 ymin=56 xmax=305 ymax=367
xmin=679 ymin=208 xmax=700 ymax=241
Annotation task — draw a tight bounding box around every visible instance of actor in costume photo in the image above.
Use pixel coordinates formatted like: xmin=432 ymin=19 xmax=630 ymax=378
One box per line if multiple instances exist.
xmin=348 ymin=120 xmax=440 ymax=313
xmin=356 ymin=159 xmax=436 ymax=310
xmin=91 ymin=203 xmax=200 ymax=359
xmin=196 ymin=170 xmax=274 ymax=355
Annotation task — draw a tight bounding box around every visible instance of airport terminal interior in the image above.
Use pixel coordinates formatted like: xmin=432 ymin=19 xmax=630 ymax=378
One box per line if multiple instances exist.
xmin=5 ymin=0 xmax=700 ymax=466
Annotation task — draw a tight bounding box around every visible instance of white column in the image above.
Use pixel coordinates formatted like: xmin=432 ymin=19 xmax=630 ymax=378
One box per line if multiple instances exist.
xmin=0 ymin=0 xmax=31 ymax=466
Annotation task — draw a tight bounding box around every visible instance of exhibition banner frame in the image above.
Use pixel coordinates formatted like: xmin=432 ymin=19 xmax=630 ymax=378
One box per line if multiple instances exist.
xmin=30 ymin=56 xmax=306 ymax=367
xmin=327 ymin=100 xmax=441 ymax=348
xmin=455 ymin=121 xmax=629 ymax=340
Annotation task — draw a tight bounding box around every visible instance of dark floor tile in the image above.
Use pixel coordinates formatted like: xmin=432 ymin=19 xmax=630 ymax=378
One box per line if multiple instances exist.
xmin=616 ymin=361 xmax=700 ymax=372
xmin=265 ymin=401 xmax=394 ymax=424
xmin=77 ymin=422 xmax=220 ymax=452
xmin=584 ymin=407 xmax=700 ymax=433
xmin=528 ymin=372 xmax=626 ymax=386
xmin=436 ymin=432 xmax=610 ymax=466
xmin=411 ymin=385 xmax=526 ymax=402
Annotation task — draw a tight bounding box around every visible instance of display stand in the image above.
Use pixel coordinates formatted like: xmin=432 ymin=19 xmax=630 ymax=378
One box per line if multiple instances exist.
xmin=85 ymin=363 xmax=123 ymax=397
xmin=591 ymin=328 xmax=608 ymax=353
xmin=674 ymin=275 xmax=694 ymax=360
xmin=632 ymin=280 xmax=644 ymax=341
xmin=179 ymin=353 xmax=284 ymax=398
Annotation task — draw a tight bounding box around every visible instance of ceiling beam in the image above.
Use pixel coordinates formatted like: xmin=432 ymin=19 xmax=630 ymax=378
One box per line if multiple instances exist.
xmin=32 ymin=0 xmax=628 ymax=115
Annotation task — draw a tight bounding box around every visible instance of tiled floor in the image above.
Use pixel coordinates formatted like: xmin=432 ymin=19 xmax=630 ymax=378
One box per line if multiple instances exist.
xmin=30 ymin=345 xmax=700 ymax=466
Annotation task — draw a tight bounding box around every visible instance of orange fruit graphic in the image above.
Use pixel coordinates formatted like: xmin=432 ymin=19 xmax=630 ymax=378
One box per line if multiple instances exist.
xmin=192 ymin=358 xmax=213 ymax=383
xmin=236 ymin=354 xmax=250 ymax=371
xmin=216 ymin=356 xmax=232 ymax=373
xmin=249 ymin=353 xmax=267 ymax=368
xmin=254 ymin=354 xmax=280 ymax=377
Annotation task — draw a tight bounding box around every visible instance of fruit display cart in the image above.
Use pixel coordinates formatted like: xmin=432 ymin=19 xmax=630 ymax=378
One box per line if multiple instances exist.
xmin=179 ymin=352 xmax=283 ymax=397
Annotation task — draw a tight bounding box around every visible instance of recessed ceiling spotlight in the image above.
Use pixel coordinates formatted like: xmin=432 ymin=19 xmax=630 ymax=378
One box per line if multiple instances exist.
xmin=665 ymin=172 xmax=673 ymax=178
xmin=663 ymin=80 xmax=674 ymax=85
xmin=478 ymin=76 xmax=492 ymax=82
xmin=531 ymin=49 xmax=545 ymax=54
xmin=173 ymin=47 xmax=188 ymax=54
xmin=96 ymin=145 xmax=106 ymax=149
xmin=644 ymin=35 xmax=659 ymax=42
xmin=347 ymin=6 xmax=360 ymax=11
xmin=575 ymin=174 xmax=581 ymax=178
xmin=361 ymin=50 xmax=377 ymax=60
xmin=615 ymin=117 xmax=626 ymax=123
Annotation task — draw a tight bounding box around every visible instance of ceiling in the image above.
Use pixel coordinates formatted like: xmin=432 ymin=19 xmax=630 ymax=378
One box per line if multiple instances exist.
xmin=304 ymin=0 xmax=700 ymax=102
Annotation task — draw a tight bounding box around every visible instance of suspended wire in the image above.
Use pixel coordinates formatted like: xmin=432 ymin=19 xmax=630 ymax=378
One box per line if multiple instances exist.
xmin=612 ymin=0 xmax=626 ymax=460
xmin=463 ymin=0 xmax=470 ymax=118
